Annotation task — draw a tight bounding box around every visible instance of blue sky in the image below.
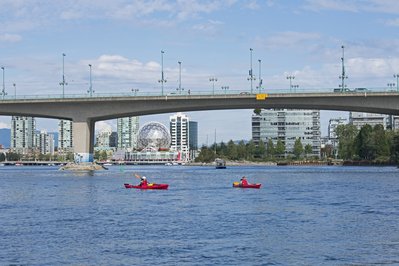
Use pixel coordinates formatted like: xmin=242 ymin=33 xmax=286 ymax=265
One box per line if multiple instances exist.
xmin=1 ymin=0 xmax=399 ymax=145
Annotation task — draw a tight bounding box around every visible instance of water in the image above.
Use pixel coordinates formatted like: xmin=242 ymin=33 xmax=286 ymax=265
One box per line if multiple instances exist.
xmin=1 ymin=165 xmax=399 ymax=265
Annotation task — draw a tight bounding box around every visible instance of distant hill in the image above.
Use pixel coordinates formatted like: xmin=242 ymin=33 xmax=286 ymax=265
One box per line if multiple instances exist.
xmin=0 ymin=129 xmax=58 ymax=148
xmin=0 ymin=128 xmax=10 ymax=148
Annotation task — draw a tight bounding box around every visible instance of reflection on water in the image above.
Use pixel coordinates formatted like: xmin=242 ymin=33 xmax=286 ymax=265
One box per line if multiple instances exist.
xmin=1 ymin=165 xmax=399 ymax=265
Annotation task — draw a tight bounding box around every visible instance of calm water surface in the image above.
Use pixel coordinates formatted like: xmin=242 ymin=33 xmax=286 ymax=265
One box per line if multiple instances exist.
xmin=1 ymin=165 xmax=399 ymax=265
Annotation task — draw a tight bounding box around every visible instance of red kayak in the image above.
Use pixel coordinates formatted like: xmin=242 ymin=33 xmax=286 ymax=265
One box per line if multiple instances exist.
xmin=233 ymin=182 xmax=261 ymax=189
xmin=124 ymin=183 xmax=169 ymax=190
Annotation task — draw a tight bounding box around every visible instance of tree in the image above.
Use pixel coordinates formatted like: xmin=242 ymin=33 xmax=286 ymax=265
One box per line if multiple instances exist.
xmin=373 ymin=124 xmax=390 ymax=158
xmin=336 ymin=124 xmax=358 ymax=159
xmin=237 ymin=140 xmax=247 ymax=160
xmin=246 ymin=140 xmax=256 ymax=160
xmin=355 ymin=124 xmax=374 ymax=160
xmin=293 ymin=138 xmax=303 ymax=159
xmin=0 ymin=153 xmax=5 ymax=162
xmin=195 ymin=146 xmax=216 ymax=163
xmin=253 ymin=108 xmax=262 ymax=115
xmin=266 ymin=139 xmax=274 ymax=159
xmin=304 ymin=144 xmax=313 ymax=158
xmin=256 ymin=139 xmax=266 ymax=159
xmin=275 ymin=140 xmax=285 ymax=158
xmin=226 ymin=140 xmax=238 ymax=160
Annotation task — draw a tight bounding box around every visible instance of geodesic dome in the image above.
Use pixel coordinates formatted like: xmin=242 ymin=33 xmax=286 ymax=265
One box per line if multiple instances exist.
xmin=137 ymin=122 xmax=171 ymax=150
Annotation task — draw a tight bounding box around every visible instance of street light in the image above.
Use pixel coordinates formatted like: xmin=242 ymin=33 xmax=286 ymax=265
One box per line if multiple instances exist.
xmin=247 ymin=48 xmax=256 ymax=93
xmin=1 ymin=66 xmax=5 ymax=100
xmin=339 ymin=45 xmax=348 ymax=92
xmin=59 ymin=53 xmax=68 ymax=98
xmin=209 ymin=77 xmax=218 ymax=95
xmin=387 ymin=82 xmax=396 ymax=91
xmin=257 ymin=59 xmax=263 ymax=93
xmin=178 ymin=61 xmax=182 ymax=94
xmin=13 ymin=83 xmax=16 ymax=99
xmin=221 ymin=86 xmax=229 ymax=95
xmin=87 ymin=64 xmax=94 ymax=97
xmin=291 ymin=84 xmax=299 ymax=92
xmin=158 ymin=50 xmax=167 ymax=96
xmin=286 ymin=75 xmax=295 ymax=92
xmin=394 ymin=74 xmax=399 ymax=92
xmin=132 ymin=88 xmax=139 ymax=96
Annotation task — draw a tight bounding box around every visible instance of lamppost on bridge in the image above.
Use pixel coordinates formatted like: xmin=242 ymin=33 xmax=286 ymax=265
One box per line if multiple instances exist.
xmin=247 ymin=48 xmax=256 ymax=93
xmin=209 ymin=77 xmax=218 ymax=95
xmin=87 ymin=64 xmax=94 ymax=97
xmin=59 ymin=53 xmax=68 ymax=98
xmin=178 ymin=61 xmax=183 ymax=94
xmin=339 ymin=45 xmax=348 ymax=92
xmin=158 ymin=50 xmax=167 ymax=96
xmin=394 ymin=74 xmax=399 ymax=92
xmin=286 ymin=75 xmax=295 ymax=92
xmin=221 ymin=86 xmax=229 ymax=95
xmin=387 ymin=82 xmax=396 ymax=91
xmin=1 ymin=66 xmax=5 ymax=100
xmin=132 ymin=88 xmax=139 ymax=96
xmin=291 ymin=84 xmax=299 ymax=92
xmin=13 ymin=83 xmax=16 ymax=99
xmin=257 ymin=59 xmax=263 ymax=93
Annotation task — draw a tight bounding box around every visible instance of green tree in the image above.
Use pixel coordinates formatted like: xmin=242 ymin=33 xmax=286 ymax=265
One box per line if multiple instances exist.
xmin=6 ymin=152 xmax=20 ymax=161
xmin=293 ymin=138 xmax=303 ymax=159
xmin=226 ymin=140 xmax=238 ymax=160
xmin=237 ymin=140 xmax=247 ymax=160
xmin=266 ymin=139 xmax=274 ymax=159
xmin=253 ymin=108 xmax=262 ymax=115
xmin=0 ymin=153 xmax=5 ymax=162
xmin=304 ymin=144 xmax=313 ymax=158
xmin=373 ymin=124 xmax=390 ymax=158
xmin=355 ymin=124 xmax=374 ymax=160
xmin=336 ymin=124 xmax=358 ymax=159
xmin=195 ymin=146 xmax=216 ymax=163
xmin=392 ymin=133 xmax=399 ymax=163
xmin=256 ymin=139 xmax=266 ymax=159
xmin=246 ymin=140 xmax=256 ymax=160
xmin=275 ymin=140 xmax=285 ymax=158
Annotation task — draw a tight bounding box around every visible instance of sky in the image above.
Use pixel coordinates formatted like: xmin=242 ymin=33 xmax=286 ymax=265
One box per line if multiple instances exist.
xmin=1 ymin=0 xmax=399 ymax=145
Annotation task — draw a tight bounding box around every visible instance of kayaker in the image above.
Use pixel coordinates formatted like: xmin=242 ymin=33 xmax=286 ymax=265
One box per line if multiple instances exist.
xmin=134 ymin=173 xmax=148 ymax=186
xmin=240 ymin=176 xmax=249 ymax=186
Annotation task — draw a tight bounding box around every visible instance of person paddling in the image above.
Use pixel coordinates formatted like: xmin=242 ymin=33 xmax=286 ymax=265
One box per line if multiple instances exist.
xmin=134 ymin=173 xmax=148 ymax=186
xmin=240 ymin=176 xmax=249 ymax=186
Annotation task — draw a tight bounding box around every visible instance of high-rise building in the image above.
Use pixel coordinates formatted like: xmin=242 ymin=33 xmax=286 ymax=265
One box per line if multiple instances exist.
xmin=252 ymin=109 xmax=321 ymax=157
xmin=349 ymin=112 xmax=388 ymax=129
xmin=169 ymin=112 xmax=198 ymax=161
xmin=58 ymin=120 xmax=73 ymax=152
xmin=10 ymin=116 xmax=36 ymax=154
xmin=117 ymin=116 xmax=139 ymax=151
xmin=109 ymin=132 xmax=118 ymax=148
xmin=96 ymin=128 xmax=112 ymax=149
xmin=38 ymin=130 xmax=55 ymax=155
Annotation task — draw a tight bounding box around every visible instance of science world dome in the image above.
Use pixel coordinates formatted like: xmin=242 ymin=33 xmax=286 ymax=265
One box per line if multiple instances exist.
xmin=137 ymin=122 xmax=171 ymax=150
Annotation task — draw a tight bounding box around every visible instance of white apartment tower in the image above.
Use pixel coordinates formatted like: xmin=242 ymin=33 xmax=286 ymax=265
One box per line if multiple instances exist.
xmin=117 ymin=116 xmax=139 ymax=151
xmin=38 ymin=130 xmax=55 ymax=155
xmin=58 ymin=120 xmax=73 ymax=152
xmin=252 ymin=109 xmax=321 ymax=157
xmin=11 ymin=116 xmax=36 ymax=154
xmin=328 ymin=117 xmax=347 ymax=139
xmin=169 ymin=112 xmax=190 ymax=161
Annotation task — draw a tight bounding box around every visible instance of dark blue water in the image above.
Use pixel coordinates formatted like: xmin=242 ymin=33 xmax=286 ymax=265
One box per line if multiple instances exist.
xmin=1 ymin=165 xmax=399 ymax=265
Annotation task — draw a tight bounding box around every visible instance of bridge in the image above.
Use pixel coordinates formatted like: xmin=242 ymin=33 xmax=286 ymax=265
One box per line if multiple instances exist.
xmin=1 ymin=89 xmax=398 ymax=162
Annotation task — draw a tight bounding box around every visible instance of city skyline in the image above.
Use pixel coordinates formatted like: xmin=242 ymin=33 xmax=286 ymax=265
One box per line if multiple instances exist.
xmin=1 ymin=1 xmax=399 ymax=144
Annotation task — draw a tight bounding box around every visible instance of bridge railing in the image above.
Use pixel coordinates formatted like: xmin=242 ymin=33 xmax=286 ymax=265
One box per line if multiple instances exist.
xmin=0 ymin=86 xmax=397 ymax=101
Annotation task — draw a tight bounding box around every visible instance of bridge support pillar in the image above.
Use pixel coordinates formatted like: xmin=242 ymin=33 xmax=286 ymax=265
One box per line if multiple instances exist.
xmin=72 ymin=120 xmax=94 ymax=163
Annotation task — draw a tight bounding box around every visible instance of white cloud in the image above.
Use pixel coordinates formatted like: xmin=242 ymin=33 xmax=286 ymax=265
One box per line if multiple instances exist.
xmin=304 ymin=0 xmax=399 ymax=14
xmin=0 ymin=122 xmax=10 ymax=129
xmin=257 ymin=31 xmax=321 ymax=49
xmin=0 ymin=33 xmax=22 ymax=42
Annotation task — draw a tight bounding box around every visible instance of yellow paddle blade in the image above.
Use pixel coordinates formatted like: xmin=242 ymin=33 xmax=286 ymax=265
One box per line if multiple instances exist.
xmin=233 ymin=182 xmax=240 ymax=185
xmin=148 ymin=183 xmax=154 ymax=186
